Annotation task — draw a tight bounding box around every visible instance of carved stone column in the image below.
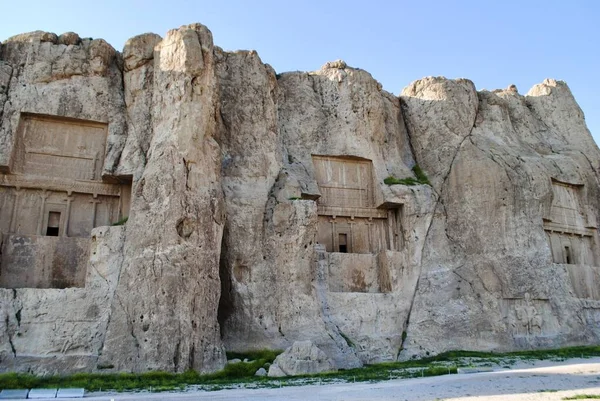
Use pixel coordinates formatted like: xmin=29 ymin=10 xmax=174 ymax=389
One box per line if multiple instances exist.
xmin=366 ymin=217 xmax=374 ymax=253
xmin=330 ymin=216 xmax=337 ymax=252
xmin=348 ymin=216 xmax=355 ymax=253
xmin=90 ymin=194 xmax=101 ymax=230
xmin=387 ymin=210 xmax=395 ymax=251
xmin=9 ymin=187 xmax=22 ymax=233
xmin=62 ymin=191 xmax=73 ymax=237
xmin=36 ymin=190 xmax=48 ymax=235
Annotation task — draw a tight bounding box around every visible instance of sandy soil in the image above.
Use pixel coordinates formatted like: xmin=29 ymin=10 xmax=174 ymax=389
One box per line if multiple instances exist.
xmin=65 ymin=357 xmax=600 ymax=401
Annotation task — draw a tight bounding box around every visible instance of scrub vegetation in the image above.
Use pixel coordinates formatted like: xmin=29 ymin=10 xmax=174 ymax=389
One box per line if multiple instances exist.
xmin=1 ymin=346 xmax=599 ymax=393
xmin=384 ymin=165 xmax=430 ymax=186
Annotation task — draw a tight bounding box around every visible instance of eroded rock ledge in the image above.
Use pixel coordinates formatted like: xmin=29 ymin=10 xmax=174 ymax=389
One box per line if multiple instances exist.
xmin=0 ymin=24 xmax=598 ymax=375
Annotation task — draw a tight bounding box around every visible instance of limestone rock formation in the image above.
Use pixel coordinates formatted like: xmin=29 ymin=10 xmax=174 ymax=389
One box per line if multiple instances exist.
xmin=98 ymin=24 xmax=226 ymax=373
xmin=398 ymin=77 xmax=600 ymax=359
xmin=267 ymin=341 xmax=335 ymax=377
xmin=0 ymin=23 xmax=599 ymax=375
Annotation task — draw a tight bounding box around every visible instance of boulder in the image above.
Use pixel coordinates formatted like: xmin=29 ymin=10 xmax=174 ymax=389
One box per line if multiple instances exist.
xmin=58 ymin=32 xmax=81 ymax=46
xmin=267 ymin=341 xmax=336 ymax=377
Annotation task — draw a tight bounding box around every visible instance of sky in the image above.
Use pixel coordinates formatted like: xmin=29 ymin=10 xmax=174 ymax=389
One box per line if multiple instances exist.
xmin=1 ymin=0 xmax=599 ymax=145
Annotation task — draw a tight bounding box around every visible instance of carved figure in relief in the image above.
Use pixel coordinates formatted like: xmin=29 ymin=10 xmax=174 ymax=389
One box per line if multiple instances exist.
xmin=514 ymin=293 xmax=543 ymax=336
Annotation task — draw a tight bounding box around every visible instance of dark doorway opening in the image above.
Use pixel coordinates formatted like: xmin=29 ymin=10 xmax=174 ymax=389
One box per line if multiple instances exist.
xmin=338 ymin=233 xmax=348 ymax=253
xmin=564 ymin=245 xmax=572 ymax=264
xmin=46 ymin=211 xmax=61 ymax=236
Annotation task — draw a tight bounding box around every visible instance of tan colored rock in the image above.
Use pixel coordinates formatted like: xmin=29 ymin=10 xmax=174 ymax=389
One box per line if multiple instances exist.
xmin=1 ymin=22 xmax=599 ymax=377
xmin=268 ymin=341 xmax=335 ymax=377
xmin=400 ymin=77 xmax=600 ymax=360
xmin=217 ymin=58 xmax=431 ymax=370
xmin=323 ymin=59 xmax=347 ymax=69
xmin=401 ymin=76 xmax=478 ymax=191
xmin=4 ymin=31 xmax=58 ymax=44
xmin=88 ymin=39 xmax=116 ymax=76
xmin=0 ymin=226 xmax=125 ymax=374
xmin=0 ymin=30 xmax=125 ymax=174
xmin=122 ymin=33 xmax=162 ymax=72
xmin=58 ymin=32 xmax=81 ymax=46
xmin=115 ymin=33 xmax=163 ymax=178
xmin=98 ymin=23 xmax=226 ymax=373
xmin=0 ymin=62 xmax=10 ymax=122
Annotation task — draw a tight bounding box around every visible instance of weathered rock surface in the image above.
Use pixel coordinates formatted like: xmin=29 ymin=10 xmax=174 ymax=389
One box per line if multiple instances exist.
xmin=268 ymin=341 xmax=335 ymax=377
xmin=0 ymin=29 xmax=125 ymax=175
xmin=0 ymin=23 xmax=599 ymax=375
xmin=116 ymin=32 xmax=162 ymax=178
xmin=98 ymin=24 xmax=226 ymax=373
xmin=0 ymin=226 xmax=125 ymax=374
xmin=399 ymin=78 xmax=600 ymax=359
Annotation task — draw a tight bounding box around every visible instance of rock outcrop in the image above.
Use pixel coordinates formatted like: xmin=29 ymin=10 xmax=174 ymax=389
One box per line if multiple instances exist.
xmin=0 ymin=23 xmax=599 ymax=375
xmin=399 ymin=78 xmax=600 ymax=359
xmin=267 ymin=341 xmax=335 ymax=377
xmin=98 ymin=24 xmax=226 ymax=373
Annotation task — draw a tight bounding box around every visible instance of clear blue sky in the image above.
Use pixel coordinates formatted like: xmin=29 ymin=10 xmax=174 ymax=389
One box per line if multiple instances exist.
xmin=1 ymin=0 xmax=599 ymax=145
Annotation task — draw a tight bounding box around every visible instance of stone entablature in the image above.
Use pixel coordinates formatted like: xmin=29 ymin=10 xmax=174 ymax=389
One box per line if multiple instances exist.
xmin=0 ymin=174 xmax=122 ymax=196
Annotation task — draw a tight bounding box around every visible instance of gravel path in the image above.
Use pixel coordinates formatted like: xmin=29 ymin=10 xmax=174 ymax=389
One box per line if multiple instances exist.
xmin=67 ymin=357 xmax=600 ymax=401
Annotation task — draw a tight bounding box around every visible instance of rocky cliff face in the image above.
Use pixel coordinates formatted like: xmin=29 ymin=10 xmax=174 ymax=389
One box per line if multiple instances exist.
xmin=0 ymin=23 xmax=598 ymax=375
xmin=400 ymin=79 xmax=600 ymax=358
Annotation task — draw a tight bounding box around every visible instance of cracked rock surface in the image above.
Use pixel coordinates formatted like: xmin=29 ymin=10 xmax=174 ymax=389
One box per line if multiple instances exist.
xmin=1 ymin=24 xmax=599 ymax=374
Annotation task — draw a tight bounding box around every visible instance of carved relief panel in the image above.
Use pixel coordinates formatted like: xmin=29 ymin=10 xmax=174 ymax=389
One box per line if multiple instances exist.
xmin=502 ymin=294 xmax=558 ymax=337
xmin=313 ymin=156 xmax=374 ymax=209
xmin=583 ymin=303 xmax=600 ymax=337
xmin=545 ymin=182 xmax=590 ymax=233
xmin=12 ymin=114 xmax=107 ymax=180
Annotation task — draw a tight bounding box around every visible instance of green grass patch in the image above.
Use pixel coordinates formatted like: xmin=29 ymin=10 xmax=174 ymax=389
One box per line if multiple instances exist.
xmin=1 ymin=346 xmax=599 ymax=393
xmin=0 ymin=371 xmax=187 ymax=392
xmin=384 ymin=165 xmax=430 ymax=186
xmin=384 ymin=176 xmax=419 ymax=185
xmin=213 ymin=349 xmax=281 ymax=380
xmin=411 ymin=165 xmax=431 ymax=185
xmin=416 ymin=346 xmax=600 ymax=361
xmin=111 ymin=216 xmax=128 ymax=226
xmin=563 ymin=395 xmax=600 ymax=400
